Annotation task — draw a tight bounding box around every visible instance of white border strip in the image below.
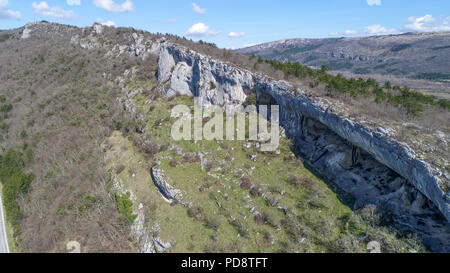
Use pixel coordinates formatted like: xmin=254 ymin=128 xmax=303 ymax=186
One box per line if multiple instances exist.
xmin=0 ymin=194 xmax=10 ymax=253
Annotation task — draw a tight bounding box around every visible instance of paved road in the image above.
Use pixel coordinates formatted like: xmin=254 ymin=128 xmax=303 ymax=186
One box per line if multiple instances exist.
xmin=0 ymin=194 xmax=10 ymax=253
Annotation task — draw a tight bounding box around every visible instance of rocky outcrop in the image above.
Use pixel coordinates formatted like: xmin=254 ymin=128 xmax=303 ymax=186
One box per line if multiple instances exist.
xmin=158 ymin=41 xmax=450 ymax=245
xmin=150 ymin=168 xmax=183 ymax=202
xmin=158 ymin=41 xmax=252 ymax=105
xmin=105 ymin=32 xmax=160 ymax=61
xmin=71 ymin=27 xmax=448 ymax=250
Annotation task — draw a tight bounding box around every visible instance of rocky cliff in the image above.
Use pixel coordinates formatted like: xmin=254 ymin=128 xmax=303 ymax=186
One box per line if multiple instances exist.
xmin=156 ymin=40 xmax=450 ymax=250
xmin=64 ymin=23 xmax=449 ymax=250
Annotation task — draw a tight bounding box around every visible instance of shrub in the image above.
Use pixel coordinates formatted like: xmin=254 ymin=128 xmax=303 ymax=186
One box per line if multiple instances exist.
xmin=281 ymin=217 xmax=302 ymax=240
xmin=302 ymin=177 xmax=314 ymax=188
xmin=205 ymin=215 xmax=221 ymax=230
xmin=115 ymin=164 xmax=125 ymax=174
xmin=254 ymin=213 xmax=265 ymax=226
xmin=240 ymin=176 xmax=251 ymax=190
xmin=115 ymin=193 xmax=137 ymax=225
xmin=264 ymin=210 xmax=279 ymax=228
xmin=188 ymin=205 xmax=204 ymax=221
xmin=245 ymin=94 xmax=257 ymax=106
xmin=0 ymin=104 xmax=13 ymax=113
xmin=140 ymin=139 xmax=160 ymax=158
xmin=169 ymin=160 xmax=178 ymax=168
xmin=204 ymin=162 xmax=214 ymax=172
xmin=220 ymin=142 xmax=229 ymax=150
xmin=250 ymin=183 xmax=263 ymax=197
xmin=286 ymin=175 xmax=301 ymax=187
xmin=183 ymin=153 xmax=201 ymax=163
xmin=356 ymin=204 xmax=381 ymax=227
xmin=262 ymin=230 xmax=275 ymax=245
xmin=20 ymin=130 xmax=27 ymax=139
xmin=255 ymin=210 xmax=278 ymax=227
xmin=0 ymin=150 xmax=35 ymax=233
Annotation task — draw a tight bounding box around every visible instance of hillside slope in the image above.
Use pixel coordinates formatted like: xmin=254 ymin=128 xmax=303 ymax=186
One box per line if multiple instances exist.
xmin=237 ymin=32 xmax=450 ymax=95
xmin=0 ymin=22 xmax=448 ymax=253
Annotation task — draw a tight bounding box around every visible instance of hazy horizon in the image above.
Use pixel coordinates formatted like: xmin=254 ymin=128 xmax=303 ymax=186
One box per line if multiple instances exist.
xmin=0 ymin=0 xmax=449 ymax=49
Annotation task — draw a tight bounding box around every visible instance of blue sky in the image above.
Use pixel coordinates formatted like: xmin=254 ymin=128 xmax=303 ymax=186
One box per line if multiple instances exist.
xmin=0 ymin=0 xmax=449 ymax=48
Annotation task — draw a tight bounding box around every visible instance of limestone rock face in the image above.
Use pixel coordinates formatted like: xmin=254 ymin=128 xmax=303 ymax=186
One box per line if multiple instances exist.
xmin=93 ymin=23 xmax=103 ymax=35
xmin=150 ymin=168 xmax=182 ymax=201
xmin=22 ymin=23 xmax=33 ymax=39
xmin=156 ymin=40 xmax=450 ymax=226
xmin=158 ymin=41 xmax=252 ymax=106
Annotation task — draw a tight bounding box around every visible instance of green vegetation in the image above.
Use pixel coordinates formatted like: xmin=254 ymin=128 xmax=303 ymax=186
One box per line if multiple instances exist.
xmin=0 ymin=150 xmax=35 ymax=234
xmin=209 ymin=81 xmax=216 ymax=90
xmin=0 ymin=104 xmax=12 ymax=113
xmin=0 ymin=34 xmax=11 ymax=43
xmin=198 ymin=40 xmax=217 ymax=48
xmin=102 ymin=87 xmax=428 ymax=253
xmin=245 ymin=94 xmax=257 ymax=106
xmin=115 ymin=192 xmax=137 ymax=224
xmin=260 ymin=58 xmax=450 ymax=116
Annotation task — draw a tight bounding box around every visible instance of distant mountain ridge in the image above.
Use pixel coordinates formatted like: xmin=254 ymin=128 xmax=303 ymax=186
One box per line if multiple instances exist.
xmin=236 ymin=32 xmax=450 ymax=82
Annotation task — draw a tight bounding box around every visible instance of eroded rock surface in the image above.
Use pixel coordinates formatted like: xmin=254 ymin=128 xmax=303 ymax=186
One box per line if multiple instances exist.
xmin=156 ymin=40 xmax=450 ymax=251
xmin=70 ymin=26 xmax=449 ymax=251
xmin=150 ymin=168 xmax=183 ymax=202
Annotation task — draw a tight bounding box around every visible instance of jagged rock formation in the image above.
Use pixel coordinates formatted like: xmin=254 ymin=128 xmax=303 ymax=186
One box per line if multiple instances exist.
xmin=156 ymin=40 xmax=450 ymax=251
xmin=150 ymin=168 xmax=183 ymax=202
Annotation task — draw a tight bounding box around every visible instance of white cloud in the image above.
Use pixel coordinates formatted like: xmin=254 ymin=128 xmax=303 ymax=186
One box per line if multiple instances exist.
xmin=192 ymin=3 xmax=206 ymax=14
xmin=404 ymin=14 xmax=450 ymax=32
xmin=32 ymin=2 xmax=75 ymax=19
xmin=166 ymin=18 xmax=177 ymax=23
xmin=186 ymin=22 xmax=219 ymax=37
xmin=228 ymin=32 xmax=245 ymax=38
xmin=364 ymin=24 xmax=397 ymax=35
xmin=328 ymin=32 xmax=339 ymax=36
xmin=95 ymin=18 xmax=116 ymax=27
xmin=366 ymin=0 xmax=381 ymax=6
xmin=0 ymin=0 xmax=21 ymax=20
xmin=344 ymin=30 xmax=358 ymax=35
xmin=67 ymin=0 xmax=81 ymax=6
xmin=93 ymin=0 xmax=133 ymax=13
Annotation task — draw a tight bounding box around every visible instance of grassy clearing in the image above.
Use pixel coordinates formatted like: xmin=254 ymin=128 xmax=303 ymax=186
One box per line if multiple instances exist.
xmin=105 ymin=90 xmax=427 ymax=253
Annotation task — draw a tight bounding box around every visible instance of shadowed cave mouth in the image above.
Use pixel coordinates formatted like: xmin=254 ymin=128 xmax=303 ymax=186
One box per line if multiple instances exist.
xmin=252 ymin=89 xmax=450 ymax=252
